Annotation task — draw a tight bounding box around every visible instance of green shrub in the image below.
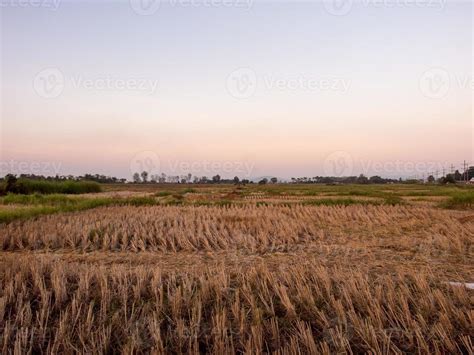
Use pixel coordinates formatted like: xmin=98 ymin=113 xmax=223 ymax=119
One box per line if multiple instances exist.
xmin=0 ymin=206 xmax=59 ymax=224
xmin=123 ymin=197 xmax=157 ymax=206
xmin=7 ymin=179 xmax=101 ymax=195
xmin=1 ymin=193 xmax=71 ymax=206
xmin=155 ymin=191 xmax=173 ymax=197
xmin=383 ymin=195 xmax=405 ymax=206
xmin=0 ymin=194 xmax=164 ymax=223
xmin=440 ymin=191 xmax=474 ymax=209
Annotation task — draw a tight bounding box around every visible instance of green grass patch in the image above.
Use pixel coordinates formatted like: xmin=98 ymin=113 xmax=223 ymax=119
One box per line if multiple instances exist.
xmin=382 ymin=195 xmax=405 ymax=206
xmin=1 ymin=193 xmax=72 ymax=206
xmin=302 ymin=198 xmax=378 ymax=206
xmin=0 ymin=206 xmax=59 ymax=224
xmin=0 ymin=195 xmax=160 ymax=223
xmin=5 ymin=179 xmax=101 ymax=195
xmin=440 ymin=191 xmax=474 ymax=209
xmin=124 ymin=196 xmax=158 ymax=206
xmin=154 ymin=191 xmax=173 ymax=197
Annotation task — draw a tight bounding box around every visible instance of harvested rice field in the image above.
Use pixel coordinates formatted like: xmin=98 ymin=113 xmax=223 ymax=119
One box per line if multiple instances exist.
xmin=1 ymin=184 xmax=473 ymax=353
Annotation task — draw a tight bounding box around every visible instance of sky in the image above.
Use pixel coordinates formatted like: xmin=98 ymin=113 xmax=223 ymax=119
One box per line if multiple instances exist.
xmin=0 ymin=0 xmax=472 ymax=180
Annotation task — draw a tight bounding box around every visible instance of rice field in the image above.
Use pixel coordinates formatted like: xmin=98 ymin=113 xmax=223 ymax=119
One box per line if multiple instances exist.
xmin=1 ymin=184 xmax=473 ymax=353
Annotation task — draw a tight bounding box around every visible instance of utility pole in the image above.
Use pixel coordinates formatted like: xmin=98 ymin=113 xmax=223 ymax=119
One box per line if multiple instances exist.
xmin=463 ymin=160 xmax=468 ymax=183
xmin=450 ymin=164 xmax=455 ymax=174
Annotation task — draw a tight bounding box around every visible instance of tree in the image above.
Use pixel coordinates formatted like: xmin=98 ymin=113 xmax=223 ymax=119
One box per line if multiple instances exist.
xmin=468 ymin=166 xmax=474 ymax=180
xmin=356 ymin=174 xmax=368 ymax=184
xmin=5 ymin=174 xmax=18 ymax=193
xmin=427 ymin=175 xmax=435 ymax=183
xmin=159 ymin=173 xmax=167 ymax=183
xmin=441 ymin=174 xmax=455 ymax=184
xmin=133 ymin=172 xmax=141 ymax=183
xmin=212 ymin=175 xmax=221 ymax=183
xmin=369 ymin=176 xmax=385 ymax=184
xmin=258 ymin=178 xmax=268 ymax=185
xmin=233 ymin=176 xmax=240 ymax=185
xmin=140 ymin=171 xmax=148 ymax=183
xmin=270 ymin=177 xmax=278 ymax=184
xmin=454 ymin=170 xmax=462 ymax=181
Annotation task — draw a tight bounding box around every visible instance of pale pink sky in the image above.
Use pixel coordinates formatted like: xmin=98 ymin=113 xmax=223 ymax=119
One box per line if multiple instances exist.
xmin=1 ymin=1 xmax=472 ymax=179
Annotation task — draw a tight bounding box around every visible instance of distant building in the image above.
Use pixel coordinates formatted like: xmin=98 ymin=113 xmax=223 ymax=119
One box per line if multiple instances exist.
xmin=469 ymin=178 xmax=474 ymax=184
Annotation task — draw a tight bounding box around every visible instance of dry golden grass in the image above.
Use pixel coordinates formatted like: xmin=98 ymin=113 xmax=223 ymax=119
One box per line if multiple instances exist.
xmin=1 ymin=205 xmax=472 ymax=257
xmin=1 ymin=201 xmax=473 ymax=353
xmin=1 ymin=256 xmax=473 ymax=354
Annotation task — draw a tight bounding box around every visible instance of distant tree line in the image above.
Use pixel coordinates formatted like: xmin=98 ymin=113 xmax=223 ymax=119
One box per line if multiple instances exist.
xmin=1 ymin=173 xmax=126 ymax=184
xmin=290 ymin=175 xmax=400 ymax=184
xmin=0 ymin=174 xmax=101 ymax=195
xmin=427 ymin=168 xmax=474 ymax=184
xmin=131 ymin=172 xmax=255 ymax=185
xmin=3 ymin=166 xmax=474 ymax=186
